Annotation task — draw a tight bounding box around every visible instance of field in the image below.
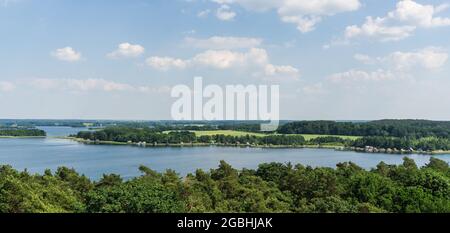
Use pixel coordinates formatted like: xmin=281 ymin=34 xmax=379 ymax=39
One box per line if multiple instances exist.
xmin=182 ymin=130 xmax=360 ymax=141
xmin=192 ymin=130 xmax=267 ymax=137
xmin=298 ymin=134 xmax=360 ymax=141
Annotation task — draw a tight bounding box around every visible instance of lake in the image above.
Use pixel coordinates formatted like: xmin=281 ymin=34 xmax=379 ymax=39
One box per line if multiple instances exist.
xmin=0 ymin=126 xmax=449 ymax=180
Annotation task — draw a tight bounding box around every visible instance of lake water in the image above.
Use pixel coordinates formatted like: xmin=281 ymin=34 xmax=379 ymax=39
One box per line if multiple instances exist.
xmin=0 ymin=126 xmax=449 ymax=180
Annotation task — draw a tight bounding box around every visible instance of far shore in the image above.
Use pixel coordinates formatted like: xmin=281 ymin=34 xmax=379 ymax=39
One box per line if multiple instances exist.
xmin=62 ymin=137 xmax=450 ymax=155
xmin=0 ymin=136 xmax=46 ymax=139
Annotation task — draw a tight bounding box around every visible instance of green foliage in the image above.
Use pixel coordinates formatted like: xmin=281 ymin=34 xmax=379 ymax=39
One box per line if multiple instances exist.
xmin=0 ymin=128 xmax=46 ymax=137
xmin=278 ymin=120 xmax=450 ymax=138
xmin=77 ymin=127 xmax=305 ymax=146
xmin=0 ymin=166 xmax=83 ymax=213
xmin=351 ymin=136 xmax=450 ymax=151
xmin=1 ymin=158 xmax=449 ymax=213
xmin=85 ymin=178 xmax=185 ymax=213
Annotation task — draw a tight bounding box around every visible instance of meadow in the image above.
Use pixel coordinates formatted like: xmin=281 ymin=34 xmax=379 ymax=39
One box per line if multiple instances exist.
xmin=190 ymin=130 xmax=360 ymax=141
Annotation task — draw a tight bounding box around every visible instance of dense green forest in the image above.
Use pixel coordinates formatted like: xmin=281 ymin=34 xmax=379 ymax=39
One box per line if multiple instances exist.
xmin=278 ymin=120 xmax=450 ymax=138
xmin=351 ymin=137 xmax=450 ymax=151
xmin=0 ymin=128 xmax=46 ymax=137
xmin=75 ymin=126 xmax=450 ymax=152
xmin=76 ymin=127 xmax=306 ymax=146
xmin=1 ymin=158 xmax=449 ymax=213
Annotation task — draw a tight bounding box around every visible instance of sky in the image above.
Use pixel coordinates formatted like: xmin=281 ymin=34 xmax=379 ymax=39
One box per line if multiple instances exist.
xmin=0 ymin=0 xmax=450 ymax=120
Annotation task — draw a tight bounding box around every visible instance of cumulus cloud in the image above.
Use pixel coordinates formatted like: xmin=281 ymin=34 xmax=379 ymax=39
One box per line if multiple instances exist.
xmin=107 ymin=43 xmax=145 ymax=59
xmin=197 ymin=9 xmax=211 ymax=18
xmin=146 ymin=48 xmax=300 ymax=79
xmin=354 ymin=47 xmax=448 ymax=71
xmin=0 ymin=81 xmax=15 ymax=92
xmin=211 ymin=0 xmax=361 ymax=32
xmin=386 ymin=47 xmax=448 ymax=70
xmin=353 ymin=53 xmax=375 ymax=64
xmin=29 ymin=78 xmax=169 ymax=94
xmin=264 ymin=64 xmax=300 ymax=79
xmin=345 ymin=0 xmax=450 ymax=41
xmin=31 ymin=78 xmax=132 ymax=92
xmin=280 ymin=15 xmax=322 ymax=33
xmin=146 ymin=57 xmax=189 ymax=71
xmin=328 ymin=47 xmax=448 ymax=86
xmin=184 ymin=36 xmax=262 ymax=49
xmin=51 ymin=47 xmax=82 ymax=62
xmin=192 ymin=48 xmax=268 ymax=68
xmin=147 ymin=48 xmax=268 ymax=70
xmin=301 ymin=82 xmax=326 ymax=94
xmin=345 ymin=17 xmax=416 ymax=42
xmin=328 ymin=69 xmax=396 ymax=82
xmin=216 ymin=5 xmax=236 ymax=21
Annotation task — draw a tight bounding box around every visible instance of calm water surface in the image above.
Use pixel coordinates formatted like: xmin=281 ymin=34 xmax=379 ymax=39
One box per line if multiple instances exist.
xmin=0 ymin=126 xmax=449 ymax=180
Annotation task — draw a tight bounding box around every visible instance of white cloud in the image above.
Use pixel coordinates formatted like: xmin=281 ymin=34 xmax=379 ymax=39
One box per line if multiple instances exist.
xmin=192 ymin=48 xmax=268 ymax=68
xmin=29 ymin=78 xmax=169 ymax=94
xmin=386 ymin=47 xmax=448 ymax=70
xmin=107 ymin=43 xmax=145 ymax=59
xmin=354 ymin=53 xmax=375 ymax=64
xmin=197 ymin=9 xmax=211 ymax=18
xmin=211 ymin=0 xmax=361 ymax=32
xmin=31 ymin=78 xmax=132 ymax=92
xmin=280 ymin=15 xmax=322 ymax=33
xmin=0 ymin=81 xmax=15 ymax=92
xmin=184 ymin=36 xmax=262 ymax=49
xmin=328 ymin=69 xmax=396 ymax=82
xmin=301 ymin=82 xmax=325 ymax=94
xmin=216 ymin=4 xmax=236 ymax=21
xmin=51 ymin=47 xmax=82 ymax=62
xmin=146 ymin=48 xmax=300 ymax=79
xmin=146 ymin=57 xmax=189 ymax=71
xmin=147 ymin=48 xmax=268 ymax=70
xmin=354 ymin=47 xmax=448 ymax=71
xmin=345 ymin=0 xmax=450 ymax=41
xmin=345 ymin=17 xmax=416 ymax=42
xmin=137 ymin=86 xmax=171 ymax=94
xmin=264 ymin=64 xmax=300 ymax=79
xmin=328 ymin=47 xmax=448 ymax=87
xmin=388 ymin=0 xmax=450 ymax=28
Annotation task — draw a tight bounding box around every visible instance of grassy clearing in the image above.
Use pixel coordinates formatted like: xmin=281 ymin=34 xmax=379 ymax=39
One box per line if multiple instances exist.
xmin=191 ymin=130 xmax=267 ymax=137
xmin=166 ymin=130 xmax=360 ymax=141
xmin=297 ymin=134 xmax=360 ymax=141
xmin=163 ymin=130 xmax=266 ymax=137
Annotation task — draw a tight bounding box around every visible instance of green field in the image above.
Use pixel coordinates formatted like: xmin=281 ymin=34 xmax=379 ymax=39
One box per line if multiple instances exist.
xmin=298 ymin=134 xmax=360 ymax=140
xmin=170 ymin=130 xmax=360 ymax=141
xmin=192 ymin=130 xmax=266 ymax=137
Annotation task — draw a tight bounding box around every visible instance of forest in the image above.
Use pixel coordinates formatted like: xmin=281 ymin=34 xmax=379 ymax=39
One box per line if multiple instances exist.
xmin=278 ymin=120 xmax=450 ymax=138
xmin=0 ymin=128 xmax=46 ymax=137
xmin=350 ymin=137 xmax=450 ymax=151
xmin=75 ymin=121 xmax=450 ymax=151
xmin=0 ymin=157 xmax=449 ymax=213
xmin=76 ymin=127 xmax=306 ymax=146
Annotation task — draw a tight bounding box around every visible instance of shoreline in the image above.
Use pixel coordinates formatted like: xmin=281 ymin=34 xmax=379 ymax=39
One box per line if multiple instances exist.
xmin=0 ymin=136 xmax=46 ymax=139
xmin=64 ymin=137 xmax=339 ymax=149
xmin=63 ymin=137 xmax=450 ymax=155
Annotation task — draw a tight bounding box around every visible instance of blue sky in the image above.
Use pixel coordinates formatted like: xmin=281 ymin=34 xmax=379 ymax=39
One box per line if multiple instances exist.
xmin=1 ymin=0 xmax=450 ymax=120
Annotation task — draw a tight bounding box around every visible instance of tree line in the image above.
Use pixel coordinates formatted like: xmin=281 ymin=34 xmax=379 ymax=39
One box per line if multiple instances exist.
xmin=0 ymin=128 xmax=46 ymax=137
xmin=350 ymin=137 xmax=450 ymax=151
xmin=278 ymin=120 xmax=450 ymax=139
xmin=76 ymin=127 xmax=306 ymax=146
xmin=1 ymin=157 xmax=449 ymax=213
